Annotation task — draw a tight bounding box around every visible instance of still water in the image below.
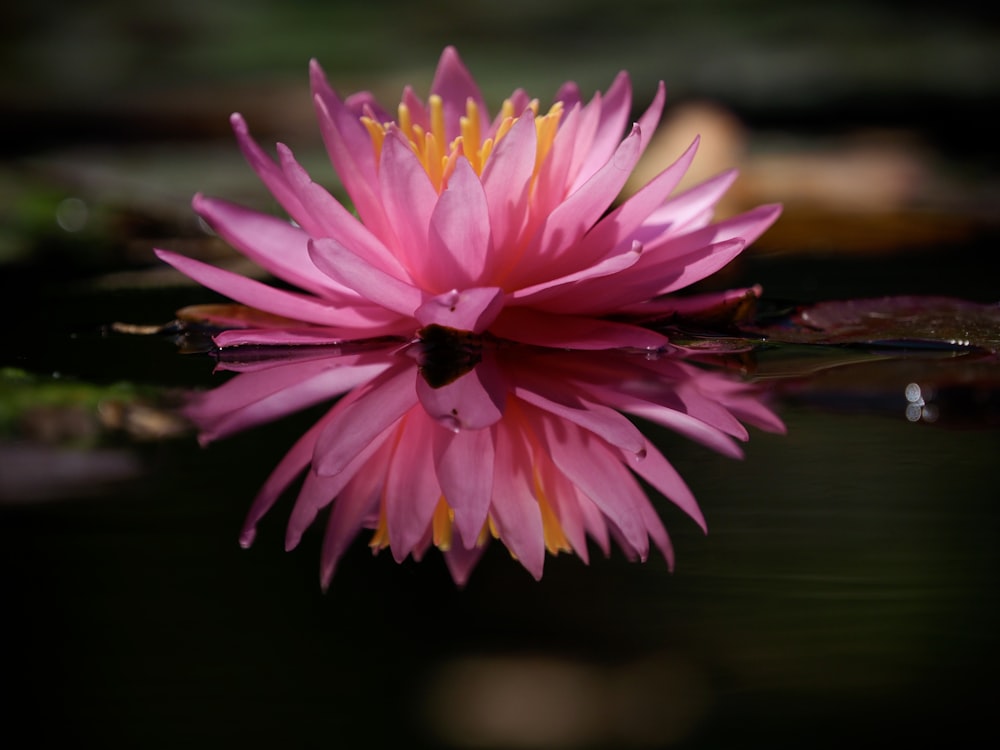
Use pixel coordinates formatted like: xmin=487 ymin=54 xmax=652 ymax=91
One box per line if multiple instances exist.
xmin=2 ymin=254 xmax=997 ymax=747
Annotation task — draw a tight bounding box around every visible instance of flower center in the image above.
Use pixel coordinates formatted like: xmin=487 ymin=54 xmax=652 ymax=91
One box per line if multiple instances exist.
xmin=361 ymin=95 xmax=564 ymax=193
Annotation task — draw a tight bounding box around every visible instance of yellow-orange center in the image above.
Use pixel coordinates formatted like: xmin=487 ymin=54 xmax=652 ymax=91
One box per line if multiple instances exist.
xmin=361 ymin=95 xmax=564 ymax=193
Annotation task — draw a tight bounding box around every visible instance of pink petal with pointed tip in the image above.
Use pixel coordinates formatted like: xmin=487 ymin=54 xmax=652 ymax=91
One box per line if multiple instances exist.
xmin=311 ymin=77 xmax=387 ymax=234
xmin=435 ymin=426 xmax=495 ymax=549
xmin=275 ymin=144 xmax=407 ymax=278
xmin=645 ymin=169 xmax=739 ymax=230
xmin=193 ymin=195 xmax=351 ymax=300
xmin=625 ymin=444 xmax=705 ymax=532
xmin=489 ymin=419 xmax=545 ymax=579
xmin=574 ymin=136 xmax=699 ymax=263
xmin=229 ymin=114 xmax=313 ymax=233
xmin=155 ymin=248 xmax=361 ymax=327
xmin=571 ymin=71 xmax=631 ymax=191
xmin=426 ymin=157 xmax=493 ymax=288
xmin=319 ymin=466 xmax=383 ymax=590
xmin=603 ymin=393 xmax=744 ymax=459
xmin=554 ymin=80 xmax=582 ymax=110
xmin=385 ymin=412 xmax=443 ymax=561
xmin=430 ymin=46 xmax=489 ymax=142
xmin=635 ymin=81 xmax=667 ymax=156
xmin=200 ymin=361 xmax=393 ymax=444
xmin=286 ymin=422 xmax=395 ymax=550
xmin=510 ymin=240 xmax=643 ymax=308
xmin=524 ymin=125 xmax=642 ymax=277
xmin=443 ymin=541 xmax=488 ymax=587
xmin=240 ymin=409 xmax=337 ymax=546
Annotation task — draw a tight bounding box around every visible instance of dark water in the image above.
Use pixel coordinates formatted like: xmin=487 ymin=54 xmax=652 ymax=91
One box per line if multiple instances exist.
xmin=2 ymin=252 xmax=998 ymax=748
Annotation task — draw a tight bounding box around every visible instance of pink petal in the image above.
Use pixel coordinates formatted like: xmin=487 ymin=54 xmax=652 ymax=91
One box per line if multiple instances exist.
xmin=537 ymin=459 xmax=590 ymax=563
xmin=511 ymin=372 xmax=648 ymax=458
xmin=554 ymin=80 xmax=582 ymax=110
xmin=434 ymin=426 xmax=495 ymax=549
xmin=212 ymin=321 xmax=411 ymax=348
xmin=443 ymin=541 xmax=488 ymax=587
xmin=528 ymin=102 xmax=583 ymax=225
xmin=524 ymin=125 xmax=643 ymax=278
xmin=634 ymin=81 xmax=667 ymax=156
xmin=624 ymin=444 xmax=705 ymax=532
xmin=310 ymin=60 xmax=387 ymax=233
xmin=430 ymin=46 xmax=489 ymax=142
xmin=187 ymin=355 xmax=389 ymax=442
xmin=529 ymin=410 xmax=650 ymax=559
xmin=286 ymin=422 xmax=394 ymax=550
xmin=154 ymin=248 xmax=361 ymax=327
xmin=426 ymin=157 xmax=493 ymax=289
xmin=509 ymin=241 xmax=643 ymax=309
xmin=571 ymin=71 xmax=631 ymax=191
xmin=480 ymin=112 xmax=537 ymax=258
xmin=489 ymin=419 xmax=545 ymax=579
xmin=574 ymin=136 xmax=699 ymax=263
xmin=377 ymin=133 xmax=438 ymax=280
xmin=598 ymin=389 xmax=744 ymax=459
xmin=319 ymin=466 xmax=384 ymax=590
xmin=274 ymin=144 xmax=408 ymax=278
xmin=239 ymin=409 xmax=337 ymax=547
xmin=308 ymin=238 xmax=425 ymax=318
xmin=193 ymin=195 xmax=351 ymax=300
xmin=313 ymin=362 xmax=418 ymax=476
xmin=414 ymin=287 xmax=505 ymax=333
xmin=385 ymin=411 xmax=443 ymax=561
xmin=229 ymin=114 xmax=313 ymax=233
xmin=645 ymin=169 xmax=739 ymax=230
xmin=416 ymin=364 xmax=505 ymax=432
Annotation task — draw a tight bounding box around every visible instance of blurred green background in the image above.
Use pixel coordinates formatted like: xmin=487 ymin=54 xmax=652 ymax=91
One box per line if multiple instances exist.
xmin=2 ymin=2 xmax=999 ymax=749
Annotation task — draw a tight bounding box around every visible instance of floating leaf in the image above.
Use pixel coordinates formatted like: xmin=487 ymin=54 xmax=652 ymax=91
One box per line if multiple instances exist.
xmin=748 ymin=296 xmax=1000 ymax=353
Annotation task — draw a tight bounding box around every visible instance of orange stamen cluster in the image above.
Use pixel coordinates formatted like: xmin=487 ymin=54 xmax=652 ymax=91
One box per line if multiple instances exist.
xmin=361 ymin=95 xmax=564 ymax=193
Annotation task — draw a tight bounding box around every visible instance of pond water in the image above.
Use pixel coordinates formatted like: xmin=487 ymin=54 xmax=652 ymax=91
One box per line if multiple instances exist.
xmin=2 ymin=230 xmax=998 ymax=748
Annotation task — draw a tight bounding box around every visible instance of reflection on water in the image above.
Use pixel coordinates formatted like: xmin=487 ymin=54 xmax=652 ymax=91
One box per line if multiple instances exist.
xmin=184 ymin=334 xmax=784 ymax=587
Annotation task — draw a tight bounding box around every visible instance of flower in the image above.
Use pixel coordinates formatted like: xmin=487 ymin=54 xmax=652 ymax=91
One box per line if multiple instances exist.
xmin=156 ymin=47 xmax=780 ymax=351
xmin=185 ymin=338 xmax=784 ymax=587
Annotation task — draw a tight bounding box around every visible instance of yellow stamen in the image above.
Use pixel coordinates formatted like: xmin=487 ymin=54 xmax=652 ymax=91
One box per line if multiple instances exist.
xmin=397 ymin=103 xmax=413 ymax=140
xmin=534 ymin=466 xmax=572 ymax=555
xmin=369 ymin=503 xmax=390 ymax=550
xmin=360 ymin=116 xmax=386 ymax=162
xmin=361 ymin=92 xmax=564 ymax=194
xmin=429 ymin=94 xmax=447 ymax=152
xmin=432 ymin=497 xmax=454 ymax=551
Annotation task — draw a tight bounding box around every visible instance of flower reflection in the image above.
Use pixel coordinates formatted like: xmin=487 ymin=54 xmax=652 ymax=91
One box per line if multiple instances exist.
xmin=155 ymin=46 xmax=779 ymax=350
xmin=185 ymin=335 xmax=783 ymax=587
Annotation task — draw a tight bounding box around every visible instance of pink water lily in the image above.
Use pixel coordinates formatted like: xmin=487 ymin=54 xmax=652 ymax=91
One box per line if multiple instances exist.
xmin=155 ymin=47 xmax=780 ymax=350
xmin=185 ymin=339 xmax=784 ymax=587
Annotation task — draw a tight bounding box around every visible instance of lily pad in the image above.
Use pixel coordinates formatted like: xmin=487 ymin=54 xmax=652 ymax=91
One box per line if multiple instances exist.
xmin=748 ymin=296 xmax=1000 ymax=353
